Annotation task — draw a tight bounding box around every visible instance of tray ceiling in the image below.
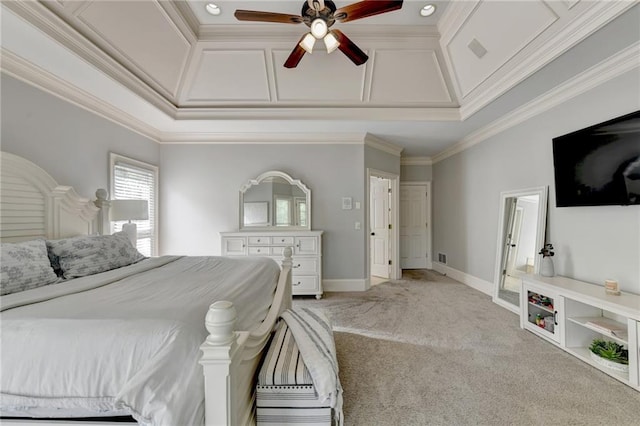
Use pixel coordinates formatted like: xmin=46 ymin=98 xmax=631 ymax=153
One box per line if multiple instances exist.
xmin=1 ymin=1 xmax=637 ymax=156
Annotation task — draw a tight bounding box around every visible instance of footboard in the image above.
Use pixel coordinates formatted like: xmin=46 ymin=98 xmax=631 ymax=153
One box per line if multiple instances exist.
xmin=199 ymin=248 xmax=293 ymax=426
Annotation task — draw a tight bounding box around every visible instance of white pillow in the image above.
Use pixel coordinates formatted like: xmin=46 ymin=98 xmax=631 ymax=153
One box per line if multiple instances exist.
xmin=47 ymin=232 xmax=145 ymax=279
xmin=1 ymin=239 xmax=59 ymax=295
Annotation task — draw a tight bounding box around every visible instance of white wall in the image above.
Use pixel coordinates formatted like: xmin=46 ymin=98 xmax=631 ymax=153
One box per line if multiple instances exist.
xmin=159 ymin=143 xmax=367 ymax=280
xmin=433 ymin=69 xmax=640 ymax=294
xmin=0 ymin=75 xmax=160 ymax=199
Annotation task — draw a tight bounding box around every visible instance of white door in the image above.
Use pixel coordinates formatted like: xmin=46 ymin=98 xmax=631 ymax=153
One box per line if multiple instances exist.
xmin=400 ymin=184 xmax=429 ymax=269
xmin=370 ymin=177 xmax=390 ymax=278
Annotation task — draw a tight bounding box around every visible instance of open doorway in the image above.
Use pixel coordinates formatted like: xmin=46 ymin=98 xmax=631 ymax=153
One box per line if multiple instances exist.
xmin=367 ymin=169 xmax=400 ymax=286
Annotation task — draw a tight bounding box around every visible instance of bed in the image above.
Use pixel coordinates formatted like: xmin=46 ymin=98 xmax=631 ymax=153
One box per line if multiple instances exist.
xmin=0 ymin=151 xmax=293 ymax=426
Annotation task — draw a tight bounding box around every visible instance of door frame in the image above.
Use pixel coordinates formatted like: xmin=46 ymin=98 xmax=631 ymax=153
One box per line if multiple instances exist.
xmin=399 ymin=181 xmax=432 ymax=270
xmin=366 ymin=168 xmax=400 ymax=283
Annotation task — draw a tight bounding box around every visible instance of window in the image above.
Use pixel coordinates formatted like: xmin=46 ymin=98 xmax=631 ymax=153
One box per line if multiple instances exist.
xmin=110 ymin=153 xmax=158 ymax=256
xmin=275 ymin=196 xmax=292 ymax=226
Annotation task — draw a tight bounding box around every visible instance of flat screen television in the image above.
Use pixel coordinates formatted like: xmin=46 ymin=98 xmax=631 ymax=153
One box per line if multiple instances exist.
xmin=552 ymin=110 xmax=640 ymax=207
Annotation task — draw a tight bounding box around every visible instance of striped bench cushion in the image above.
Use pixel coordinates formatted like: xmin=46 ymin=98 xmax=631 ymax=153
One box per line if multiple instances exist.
xmin=257 ymin=321 xmax=331 ymax=418
xmin=259 ymin=321 xmax=313 ymax=386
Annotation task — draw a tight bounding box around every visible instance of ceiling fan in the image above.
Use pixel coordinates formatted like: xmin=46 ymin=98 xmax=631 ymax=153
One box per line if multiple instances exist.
xmin=234 ymin=0 xmax=404 ymax=68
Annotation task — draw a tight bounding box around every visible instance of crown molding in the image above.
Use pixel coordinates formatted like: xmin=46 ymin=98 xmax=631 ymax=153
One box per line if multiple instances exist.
xmin=437 ymin=0 xmax=477 ymax=45
xmin=432 ymin=41 xmax=640 ymax=164
xmin=364 ymin=134 xmax=404 ymax=157
xmin=4 ymin=0 xmax=178 ymax=118
xmin=401 ymin=157 xmax=433 ymax=166
xmin=158 ymin=132 xmax=366 ymax=144
xmin=458 ymin=0 xmax=636 ymax=120
xmin=173 ymin=106 xmax=460 ymax=121
xmin=0 ymin=49 xmax=162 ymax=143
xmin=196 ymin=24 xmax=441 ymax=42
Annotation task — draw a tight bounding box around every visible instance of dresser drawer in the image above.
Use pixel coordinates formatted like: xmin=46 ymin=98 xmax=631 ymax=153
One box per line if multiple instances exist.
xmin=248 ymin=236 xmax=270 ymax=245
xmin=248 ymin=246 xmax=270 ymax=256
xmin=273 ymin=236 xmax=295 ymax=245
xmin=292 ymin=276 xmax=318 ymax=293
xmin=292 ymin=258 xmax=318 ymax=274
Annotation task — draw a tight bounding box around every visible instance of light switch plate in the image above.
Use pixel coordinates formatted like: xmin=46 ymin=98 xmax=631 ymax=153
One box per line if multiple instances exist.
xmin=342 ymin=197 xmax=353 ymax=210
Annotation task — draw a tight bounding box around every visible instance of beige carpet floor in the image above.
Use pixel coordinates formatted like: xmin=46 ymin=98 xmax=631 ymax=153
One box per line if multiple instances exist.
xmin=293 ymin=270 xmax=640 ymax=426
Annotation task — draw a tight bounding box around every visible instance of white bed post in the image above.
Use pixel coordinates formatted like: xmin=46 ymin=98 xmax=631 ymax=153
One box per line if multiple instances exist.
xmin=200 ymin=301 xmax=241 ymax=426
xmin=200 ymin=248 xmax=293 ymax=426
xmin=94 ymin=188 xmax=111 ymax=235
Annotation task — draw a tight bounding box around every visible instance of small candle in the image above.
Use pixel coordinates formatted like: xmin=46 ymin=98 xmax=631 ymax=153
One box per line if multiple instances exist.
xmin=604 ymin=279 xmax=620 ymax=296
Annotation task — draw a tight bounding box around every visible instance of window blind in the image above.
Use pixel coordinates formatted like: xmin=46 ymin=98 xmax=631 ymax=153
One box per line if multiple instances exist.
xmin=111 ymin=154 xmax=158 ymax=256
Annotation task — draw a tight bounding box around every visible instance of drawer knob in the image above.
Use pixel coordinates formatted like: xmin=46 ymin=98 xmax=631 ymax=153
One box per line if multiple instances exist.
xmin=293 ymin=281 xmax=301 ymax=286
xmin=293 ymin=264 xmax=301 ymax=268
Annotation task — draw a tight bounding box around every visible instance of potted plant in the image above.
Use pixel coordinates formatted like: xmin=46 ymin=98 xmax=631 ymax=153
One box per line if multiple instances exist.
xmin=538 ymin=243 xmax=555 ymax=277
xmin=589 ymin=338 xmax=629 ymax=373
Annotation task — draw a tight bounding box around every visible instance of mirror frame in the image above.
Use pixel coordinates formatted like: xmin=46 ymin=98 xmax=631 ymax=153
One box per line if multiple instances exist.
xmin=239 ymin=170 xmax=311 ymax=231
xmin=492 ymin=186 xmax=548 ymax=314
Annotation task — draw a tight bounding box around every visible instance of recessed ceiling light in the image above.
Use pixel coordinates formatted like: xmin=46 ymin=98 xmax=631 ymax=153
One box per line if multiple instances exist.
xmin=205 ymin=3 xmax=221 ymax=16
xmin=420 ymin=4 xmax=436 ymax=17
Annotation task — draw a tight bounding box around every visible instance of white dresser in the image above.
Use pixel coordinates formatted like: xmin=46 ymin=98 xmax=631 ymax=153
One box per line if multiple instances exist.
xmin=220 ymin=231 xmax=323 ymax=299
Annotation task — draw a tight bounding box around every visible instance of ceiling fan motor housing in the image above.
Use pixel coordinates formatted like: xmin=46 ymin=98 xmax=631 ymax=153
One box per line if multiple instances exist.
xmin=302 ymin=0 xmax=337 ymax=28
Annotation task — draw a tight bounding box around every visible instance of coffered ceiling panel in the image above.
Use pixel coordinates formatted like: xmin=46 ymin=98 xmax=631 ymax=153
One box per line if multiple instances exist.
xmin=369 ymin=50 xmax=452 ymax=104
xmin=76 ymin=0 xmax=191 ymax=98
xmin=272 ymin=50 xmax=366 ymax=102
xmin=447 ymin=0 xmax=558 ymax=98
xmin=184 ymin=50 xmax=270 ymax=103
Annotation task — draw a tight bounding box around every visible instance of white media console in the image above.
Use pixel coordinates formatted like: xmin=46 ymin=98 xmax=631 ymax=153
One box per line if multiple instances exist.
xmin=521 ymin=274 xmax=639 ymax=391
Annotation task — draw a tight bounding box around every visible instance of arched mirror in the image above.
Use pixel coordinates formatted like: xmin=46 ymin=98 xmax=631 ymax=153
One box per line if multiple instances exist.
xmin=493 ymin=186 xmax=548 ymax=314
xmin=240 ymin=171 xmax=311 ymax=231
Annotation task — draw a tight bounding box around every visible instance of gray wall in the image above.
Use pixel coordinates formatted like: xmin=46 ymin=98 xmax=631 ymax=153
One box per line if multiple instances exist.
xmin=0 ymin=75 xmax=160 ymax=199
xmin=433 ymin=69 xmax=640 ymax=294
xmin=160 ymin=144 xmax=366 ymax=280
xmin=401 ymin=164 xmax=433 ymax=182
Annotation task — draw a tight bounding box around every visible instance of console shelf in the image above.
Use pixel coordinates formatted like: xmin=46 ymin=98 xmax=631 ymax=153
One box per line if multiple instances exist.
xmin=521 ymin=275 xmax=639 ymax=392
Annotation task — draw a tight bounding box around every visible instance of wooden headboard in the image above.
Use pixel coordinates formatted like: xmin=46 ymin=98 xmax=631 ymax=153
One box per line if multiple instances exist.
xmin=0 ymin=151 xmax=105 ymax=242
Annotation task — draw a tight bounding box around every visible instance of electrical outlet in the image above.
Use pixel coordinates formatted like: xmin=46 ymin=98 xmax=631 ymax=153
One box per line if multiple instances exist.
xmin=355 ymin=221 xmax=361 ymax=230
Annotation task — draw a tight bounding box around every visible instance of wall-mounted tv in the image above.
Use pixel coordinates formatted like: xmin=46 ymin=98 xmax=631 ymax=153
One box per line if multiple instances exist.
xmin=552 ymin=110 xmax=640 ymax=207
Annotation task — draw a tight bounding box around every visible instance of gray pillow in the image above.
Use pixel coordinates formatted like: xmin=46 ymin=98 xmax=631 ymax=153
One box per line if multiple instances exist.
xmin=47 ymin=232 xmax=145 ymax=279
xmin=1 ymin=239 xmax=60 ymax=295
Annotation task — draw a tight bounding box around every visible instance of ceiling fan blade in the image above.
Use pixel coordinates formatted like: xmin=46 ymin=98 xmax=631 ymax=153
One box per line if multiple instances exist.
xmin=234 ymin=10 xmax=303 ymax=24
xmin=333 ymin=30 xmax=368 ymax=66
xmin=284 ymin=35 xmax=308 ymax=68
xmin=334 ymin=0 xmax=403 ymax=23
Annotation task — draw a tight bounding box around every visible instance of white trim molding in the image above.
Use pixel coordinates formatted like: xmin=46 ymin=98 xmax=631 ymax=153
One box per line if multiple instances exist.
xmin=401 ymin=157 xmax=433 ymax=166
xmin=431 ymin=262 xmax=494 ymax=297
xmin=432 ymin=41 xmax=640 ymax=164
xmin=0 ymin=49 xmax=162 ymax=143
xmin=364 ymin=134 xmax=404 ymax=157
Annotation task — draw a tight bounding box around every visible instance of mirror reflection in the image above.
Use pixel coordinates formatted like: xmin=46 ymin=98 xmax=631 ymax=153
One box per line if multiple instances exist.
xmin=494 ymin=187 xmax=548 ymax=313
xmin=240 ymin=171 xmax=311 ymax=230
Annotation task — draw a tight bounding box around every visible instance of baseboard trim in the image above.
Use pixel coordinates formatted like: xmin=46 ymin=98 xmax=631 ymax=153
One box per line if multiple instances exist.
xmin=431 ymin=262 xmax=493 ymax=296
xmin=323 ymin=279 xmax=370 ymax=292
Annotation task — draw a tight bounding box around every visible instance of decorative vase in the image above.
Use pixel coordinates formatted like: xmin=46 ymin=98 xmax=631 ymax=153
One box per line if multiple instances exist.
xmin=540 ymin=256 xmax=555 ymax=277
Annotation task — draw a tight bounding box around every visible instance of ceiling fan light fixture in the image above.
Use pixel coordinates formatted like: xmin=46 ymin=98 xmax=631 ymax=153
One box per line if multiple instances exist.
xmin=324 ymin=32 xmax=340 ymax=53
xmin=205 ymin=3 xmax=221 ymax=16
xmin=310 ymin=18 xmax=328 ymax=39
xmin=300 ymin=33 xmax=316 ymax=53
xmin=420 ymin=4 xmax=436 ymax=17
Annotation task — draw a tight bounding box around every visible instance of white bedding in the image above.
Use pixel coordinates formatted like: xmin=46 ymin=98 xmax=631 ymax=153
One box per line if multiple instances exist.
xmin=0 ymin=255 xmax=281 ymax=426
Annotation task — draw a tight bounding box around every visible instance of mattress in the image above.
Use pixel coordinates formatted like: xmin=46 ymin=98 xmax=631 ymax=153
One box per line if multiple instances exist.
xmin=1 ymin=255 xmax=281 ymax=426
xmin=257 ymin=321 xmax=332 ymax=425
